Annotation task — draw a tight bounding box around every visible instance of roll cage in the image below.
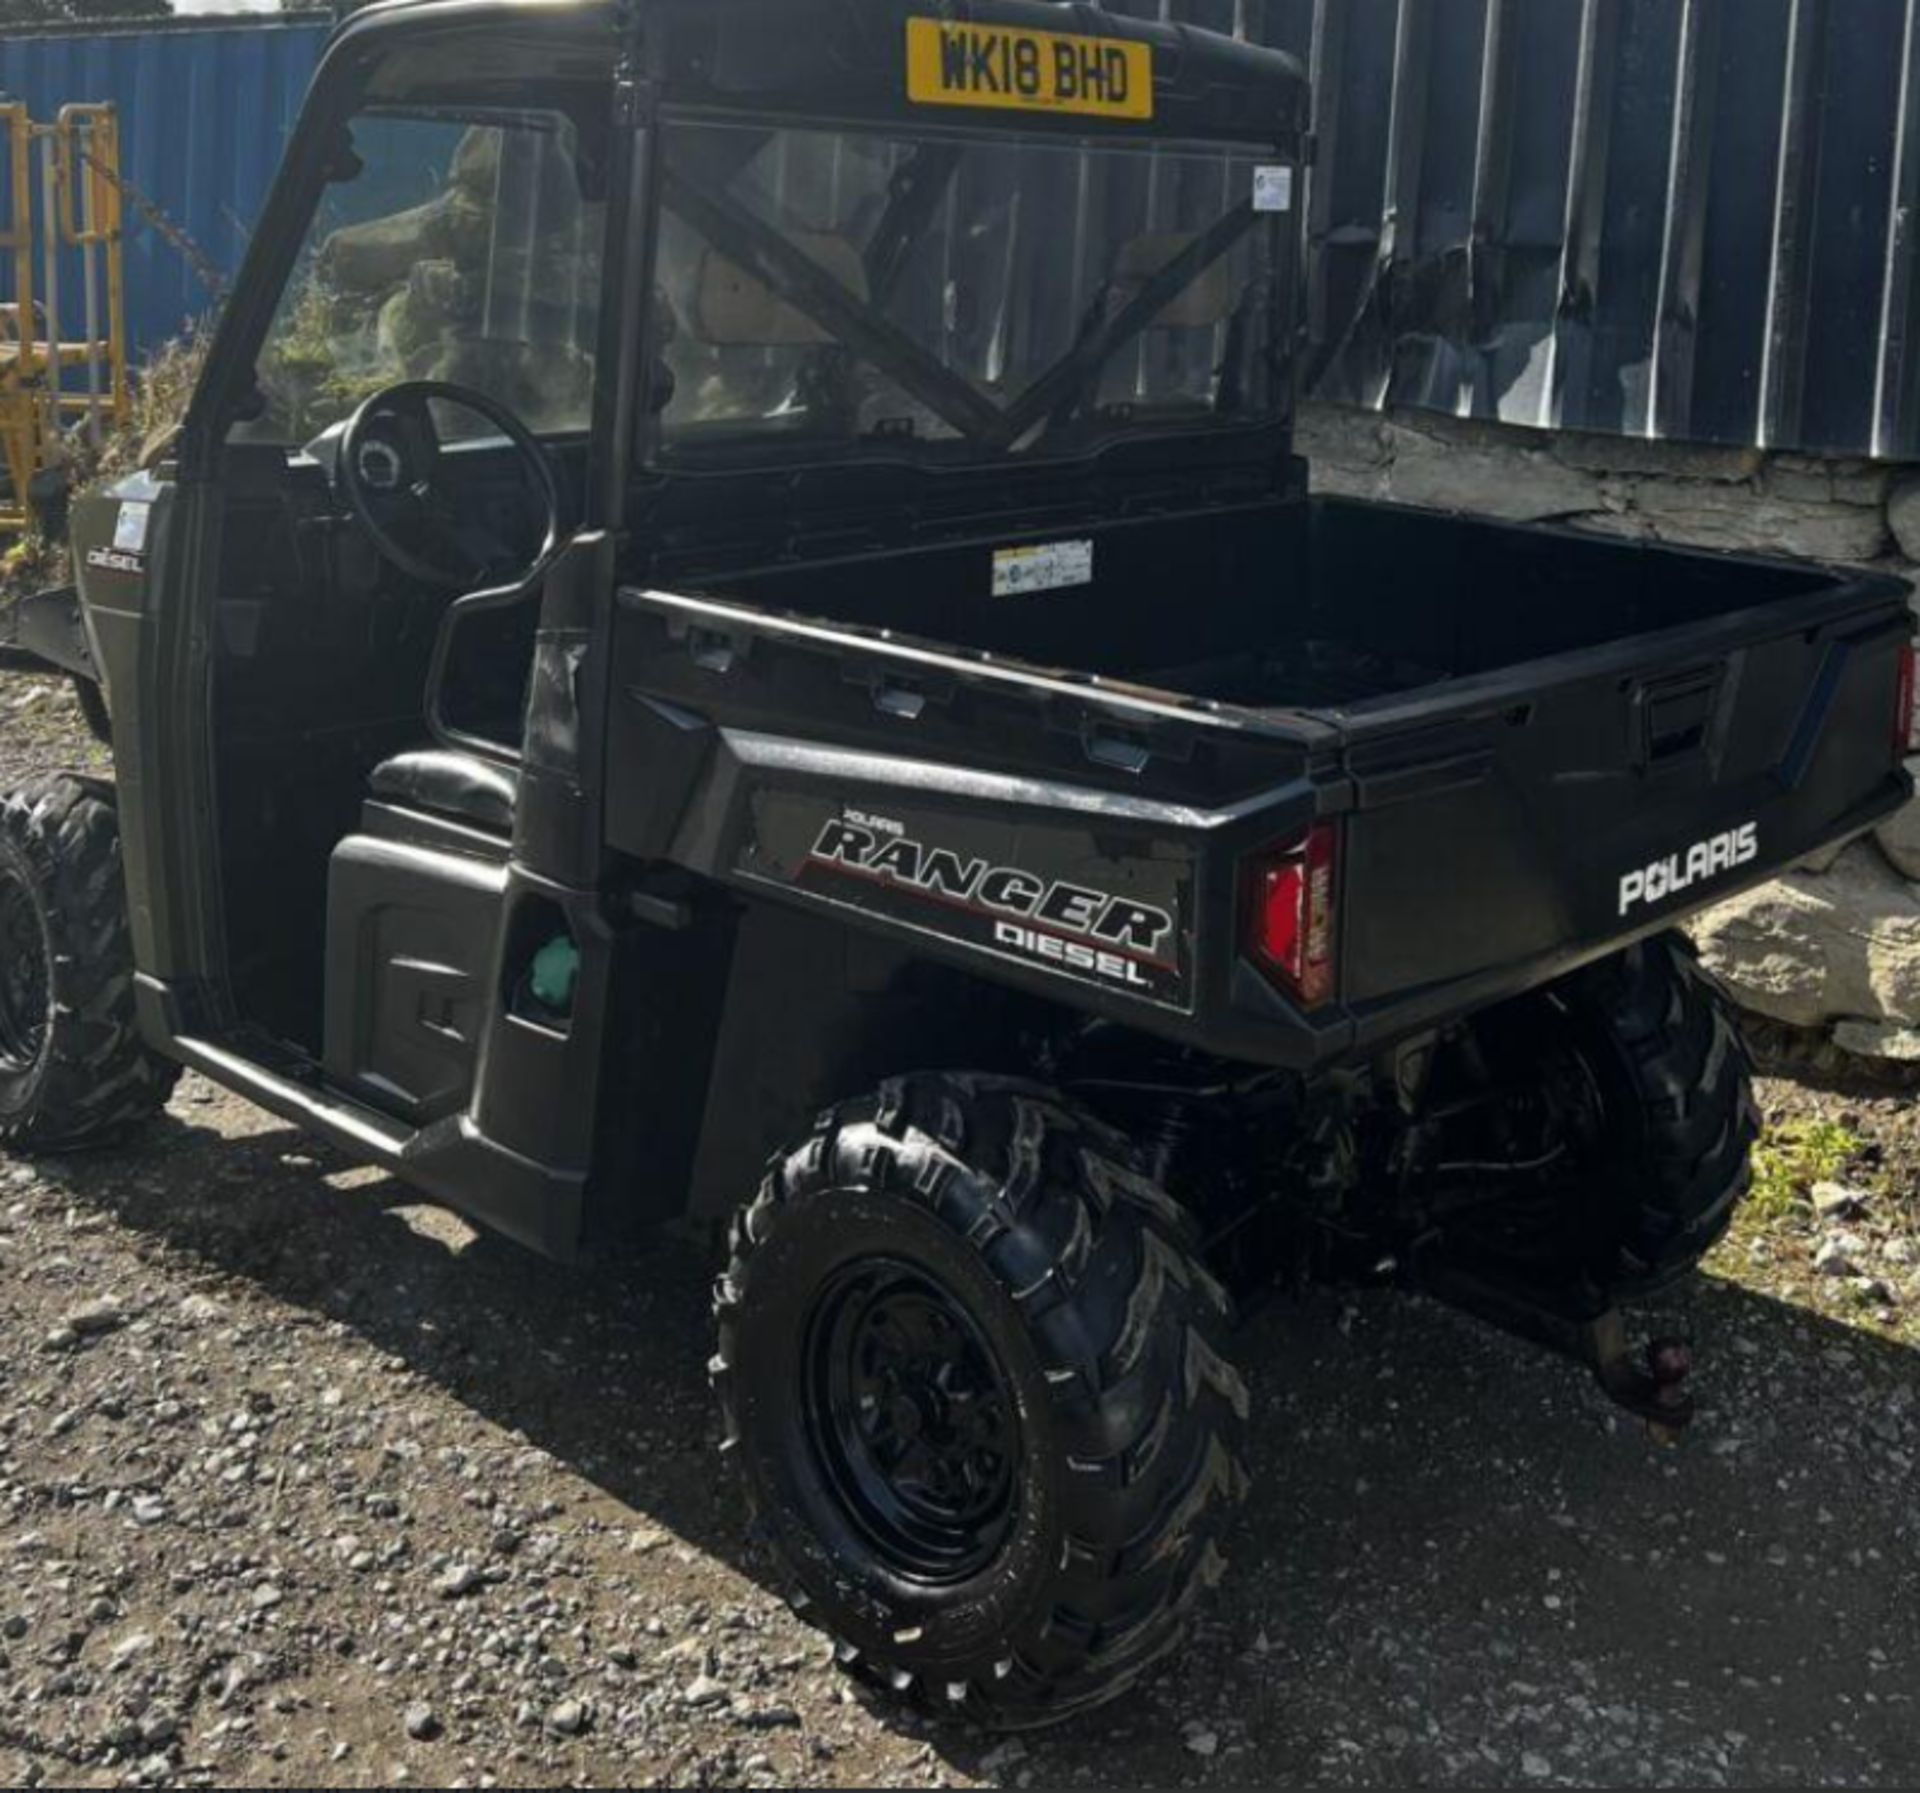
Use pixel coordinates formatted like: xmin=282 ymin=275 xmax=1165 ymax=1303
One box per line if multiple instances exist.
xmin=184 ymin=0 xmax=1311 ymax=513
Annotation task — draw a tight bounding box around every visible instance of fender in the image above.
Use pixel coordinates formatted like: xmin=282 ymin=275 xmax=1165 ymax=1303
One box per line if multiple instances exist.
xmin=0 ymin=585 xmax=112 ymax=744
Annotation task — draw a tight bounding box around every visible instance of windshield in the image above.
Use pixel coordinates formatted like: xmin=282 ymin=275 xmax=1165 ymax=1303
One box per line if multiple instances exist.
xmin=652 ymin=121 xmax=1293 ymax=467
xmin=244 ymin=108 xmax=606 ymax=445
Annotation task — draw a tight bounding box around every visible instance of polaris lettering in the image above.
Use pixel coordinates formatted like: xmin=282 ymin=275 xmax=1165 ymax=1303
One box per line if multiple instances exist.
xmin=1618 ymin=822 xmax=1759 ymax=916
xmin=906 ymin=18 xmax=1154 ymax=121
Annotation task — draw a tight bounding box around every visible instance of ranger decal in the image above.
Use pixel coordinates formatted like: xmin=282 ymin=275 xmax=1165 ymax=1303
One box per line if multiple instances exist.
xmin=732 ymin=792 xmax=1195 ymax=1011
xmin=810 ymin=818 xmax=1175 ymax=958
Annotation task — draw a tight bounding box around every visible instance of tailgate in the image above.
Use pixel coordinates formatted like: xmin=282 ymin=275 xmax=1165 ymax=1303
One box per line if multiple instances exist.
xmin=1330 ymin=576 xmax=1914 ymax=1018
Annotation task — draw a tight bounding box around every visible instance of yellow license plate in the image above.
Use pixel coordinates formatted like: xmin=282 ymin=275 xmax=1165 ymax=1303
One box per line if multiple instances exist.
xmin=905 ymin=17 xmax=1154 ymax=121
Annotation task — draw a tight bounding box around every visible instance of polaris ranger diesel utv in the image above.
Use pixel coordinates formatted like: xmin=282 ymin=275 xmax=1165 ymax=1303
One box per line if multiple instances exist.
xmin=1 ymin=0 xmax=1914 ymax=1728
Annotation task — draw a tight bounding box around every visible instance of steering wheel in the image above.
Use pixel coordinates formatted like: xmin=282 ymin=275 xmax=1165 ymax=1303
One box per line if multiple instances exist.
xmin=337 ymin=380 xmax=563 ymax=590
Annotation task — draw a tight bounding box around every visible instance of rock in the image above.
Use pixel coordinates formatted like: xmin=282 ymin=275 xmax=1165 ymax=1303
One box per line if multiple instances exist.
xmin=1875 ymin=780 xmax=1920 ymax=880
xmin=1885 ymin=1237 xmax=1917 ymax=1266
xmin=1832 ymin=1019 xmax=1920 ymax=1062
xmin=544 ymin=1698 xmax=590 ymax=1737
xmin=1183 ymin=1722 xmax=1221 ymax=1758
xmin=250 ymin=1583 xmax=284 ymax=1612
xmin=403 ymin=1702 xmax=441 ymax=1742
xmin=1815 ymin=1232 xmax=1868 ymax=1276
xmin=1625 ymin=476 xmax=1890 ymax=561
xmin=1297 ymin=404 xmax=1390 ymax=498
xmin=1554 ymin=430 xmax=1762 ymax=484
xmin=1763 ymin=455 xmax=1892 ymax=509
xmin=1794 ymin=839 xmax=1852 ymax=876
xmin=1887 ymin=472 xmax=1920 ymax=562
xmin=130 ymin=1495 xmax=167 ymax=1527
xmin=137 ymin=1707 xmax=178 ymax=1747
xmin=63 ymin=1297 xmax=124 ymax=1338
xmin=1811 ymin=1181 xmax=1871 ymax=1222
xmin=433 ymin=1562 xmax=484 ymax=1599
xmin=1690 ymin=842 xmax=1920 ymax=1030
xmin=680 ymin=1675 xmax=728 ymax=1710
xmin=1384 ymin=421 xmax=1607 ymax=523
xmin=738 ymin=1704 xmax=802 ymax=1730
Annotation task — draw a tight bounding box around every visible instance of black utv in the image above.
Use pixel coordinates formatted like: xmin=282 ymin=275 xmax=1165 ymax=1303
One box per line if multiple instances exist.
xmin=1 ymin=0 xmax=1913 ymax=1729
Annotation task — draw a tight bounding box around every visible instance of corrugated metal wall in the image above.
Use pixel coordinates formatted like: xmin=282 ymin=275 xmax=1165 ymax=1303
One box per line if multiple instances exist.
xmin=1259 ymin=0 xmax=1920 ymax=462
xmin=0 ymin=17 xmax=326 ymax=361
xmin=6 ymin=3 xmax=1920 ymax=462
xmin=1093 ymin=0 xmax=1920 ymax=463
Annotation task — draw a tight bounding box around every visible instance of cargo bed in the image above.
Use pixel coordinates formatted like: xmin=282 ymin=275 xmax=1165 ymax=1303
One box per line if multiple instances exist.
xmin=679 ymin=495 xmax=1846 ymax=718
xmin=611 ymin=493 xmax=1912 ymax=1069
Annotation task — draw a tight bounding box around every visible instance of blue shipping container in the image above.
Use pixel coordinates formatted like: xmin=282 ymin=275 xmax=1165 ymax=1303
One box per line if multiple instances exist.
xmin=0 ymin=15 xmax=328 ymax=365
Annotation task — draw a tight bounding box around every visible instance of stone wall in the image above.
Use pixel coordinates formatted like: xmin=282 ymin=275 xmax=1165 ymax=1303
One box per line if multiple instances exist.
xmin=1296 ymin=402 xmax=1920 ymax=1063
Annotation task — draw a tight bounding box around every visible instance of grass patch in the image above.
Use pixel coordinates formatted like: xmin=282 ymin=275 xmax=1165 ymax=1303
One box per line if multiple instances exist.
xmin=1747 ymin=1117 xmax=1863 ymax=1225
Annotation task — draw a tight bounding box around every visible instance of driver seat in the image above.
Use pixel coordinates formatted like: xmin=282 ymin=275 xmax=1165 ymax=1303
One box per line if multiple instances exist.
xmin=368 ymin=749 xmax=519 ymax=834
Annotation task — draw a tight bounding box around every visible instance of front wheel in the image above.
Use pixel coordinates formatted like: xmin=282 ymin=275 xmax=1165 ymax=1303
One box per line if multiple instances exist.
xmin=0 ymin=776 xmax=178 ymax=1150
xmin=713 ymin=1074 xmax=1250 ymax=1729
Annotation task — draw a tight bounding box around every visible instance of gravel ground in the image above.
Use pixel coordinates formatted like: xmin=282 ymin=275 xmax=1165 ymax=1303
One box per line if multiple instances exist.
xmin=2 ymin=678 xmax=1918 ymax=1789
xmin=1 ymin=676 xmax=112 ymax=786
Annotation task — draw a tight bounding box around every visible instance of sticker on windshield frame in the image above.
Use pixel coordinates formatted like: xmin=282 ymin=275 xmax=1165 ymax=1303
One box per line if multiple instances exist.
xmin=1253 ymin=166 xmax=1295 ymax=213
xmin=112 ymin=501 xmax=151 ymax=554
xmin=906 ymin=18 xmax=1154 ymax=121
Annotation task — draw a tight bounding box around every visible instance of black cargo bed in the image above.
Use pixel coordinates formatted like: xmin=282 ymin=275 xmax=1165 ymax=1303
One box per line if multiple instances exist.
xmin=1140 ymin=641 xmax=1450 ymax=710
xmin=690 ymin=494 xmax=1847 ymax=719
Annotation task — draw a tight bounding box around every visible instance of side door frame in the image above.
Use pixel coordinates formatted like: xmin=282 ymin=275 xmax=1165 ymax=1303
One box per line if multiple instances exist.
xmin=127 ymin=5 xmax=643 ymax=1064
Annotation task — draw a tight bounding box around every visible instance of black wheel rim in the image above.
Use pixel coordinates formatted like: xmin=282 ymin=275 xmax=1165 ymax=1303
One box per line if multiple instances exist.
xmin=802 ymin=1259 xmax=1020 ymax=1585
xmin=0 ymin=864 xmax=50 ymax=1075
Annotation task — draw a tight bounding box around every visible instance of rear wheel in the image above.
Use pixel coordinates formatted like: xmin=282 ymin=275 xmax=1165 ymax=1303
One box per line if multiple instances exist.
xmin=1429 ymin=933 xmax=1757 ymax=1302
xmin=0 ymin=776 xmax=178 ymax=1151
xmin=714 ymin=1073 xmax=1250 ymax=1729
xmin=1562 ymin=933 xmax=1759 ymax=1295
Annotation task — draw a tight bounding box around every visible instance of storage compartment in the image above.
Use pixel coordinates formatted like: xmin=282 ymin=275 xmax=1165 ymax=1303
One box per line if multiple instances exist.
xmin=693 ymin=496 xmax=1841 ymax=714
xmin=323 ymin=833 xmax=509 ymax=1124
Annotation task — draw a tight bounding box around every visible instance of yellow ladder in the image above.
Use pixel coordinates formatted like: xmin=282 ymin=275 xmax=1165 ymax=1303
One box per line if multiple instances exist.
xmin=1 ymin=103 xmax=130 ymax=537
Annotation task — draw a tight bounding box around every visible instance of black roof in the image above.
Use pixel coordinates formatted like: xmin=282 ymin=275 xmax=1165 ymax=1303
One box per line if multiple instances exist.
xmin=335 ymin=0 xmax=1308 ymax=144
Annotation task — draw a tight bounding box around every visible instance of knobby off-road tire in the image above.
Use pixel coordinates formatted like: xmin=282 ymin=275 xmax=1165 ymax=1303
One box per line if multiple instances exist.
xmin=0 ymin=776 xmax=178 ymax=1150
xmin=713 ymin=1073 xmax=1250 ymax=1729
xmin=1556 ymin=932 xmax=1759 ymax=1298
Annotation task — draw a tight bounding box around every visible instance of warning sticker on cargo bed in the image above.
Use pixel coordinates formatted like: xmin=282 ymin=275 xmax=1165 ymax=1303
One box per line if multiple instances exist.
xmin=993 ymin=539 xmax=1094 ymax=598
xmin=906 ymin=17 xmax=1154 ymax=121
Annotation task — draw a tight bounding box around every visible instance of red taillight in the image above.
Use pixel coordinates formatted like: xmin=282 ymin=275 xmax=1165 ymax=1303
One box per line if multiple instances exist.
xmin=1898 ymin=643 xmax=1918 ymax=760
xmin=1246 ymin=821 xmax=1340 ymax=1007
